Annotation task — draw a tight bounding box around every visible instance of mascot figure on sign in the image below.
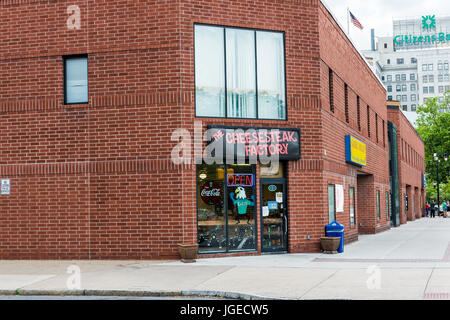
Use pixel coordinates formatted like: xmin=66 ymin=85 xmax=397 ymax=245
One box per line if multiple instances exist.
xmin=230 ymin=187 xmax=254 ymax=224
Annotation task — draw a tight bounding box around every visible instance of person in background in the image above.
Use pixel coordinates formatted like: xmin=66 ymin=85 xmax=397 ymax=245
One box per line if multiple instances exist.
xmin=430 ymin=200 xmax=436 ymax=218
xmin=426 ymin=202 xmax=430 ymax=217
xmin=443 ymin=200 xmax=448 ymax=218
xmin=447 ymin=201 xmax=450 ymax=218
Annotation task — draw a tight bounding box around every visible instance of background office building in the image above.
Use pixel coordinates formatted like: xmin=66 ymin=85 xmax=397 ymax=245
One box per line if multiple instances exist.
xmin=363 ymin=15 xmax=450 ymax=126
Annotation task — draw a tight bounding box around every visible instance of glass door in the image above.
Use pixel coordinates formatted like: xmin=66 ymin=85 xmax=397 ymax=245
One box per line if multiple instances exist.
xmin=260 ymin=178 xmax=287 ymax=252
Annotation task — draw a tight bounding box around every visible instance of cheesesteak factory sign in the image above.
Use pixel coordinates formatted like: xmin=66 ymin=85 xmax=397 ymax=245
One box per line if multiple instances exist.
xmin=207 ymin=126 xmax=301 ymax=161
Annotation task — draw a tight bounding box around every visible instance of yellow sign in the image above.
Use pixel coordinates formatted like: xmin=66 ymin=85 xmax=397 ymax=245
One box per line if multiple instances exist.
xmin=345 ymin=136 xmax=366 ymax=166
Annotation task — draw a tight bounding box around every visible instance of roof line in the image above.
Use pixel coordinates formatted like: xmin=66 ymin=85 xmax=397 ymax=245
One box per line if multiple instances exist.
xmin=318 ymin=0 xmax=384 ymax=88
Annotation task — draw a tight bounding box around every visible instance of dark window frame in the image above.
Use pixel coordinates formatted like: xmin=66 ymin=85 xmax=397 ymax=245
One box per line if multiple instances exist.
xmin=356 ymin=96 xmax=361 ymax=131
xmin=193 ymin=23 xmax=287 ymax=121
xmin=63 ymin=54 xmax=89 ymax=105
xmin=196 ymin=162 xmax=258 ymax=255
xmin=349 ymin=186 xmax=356 ymax=226
xmin=329 ymin=68 xmax=334 ymax=113
xmin=344 ymin=83 xmax=349 ymax=123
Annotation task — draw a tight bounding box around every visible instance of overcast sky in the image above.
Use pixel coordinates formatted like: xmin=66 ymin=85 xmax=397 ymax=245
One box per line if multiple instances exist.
xmin=322 ymin=0 xmax=450 ymax=51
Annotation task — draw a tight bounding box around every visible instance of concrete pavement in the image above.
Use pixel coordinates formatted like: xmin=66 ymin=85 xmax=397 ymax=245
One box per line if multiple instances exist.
xmin=1 ymin=217 xmax=450 ymax=299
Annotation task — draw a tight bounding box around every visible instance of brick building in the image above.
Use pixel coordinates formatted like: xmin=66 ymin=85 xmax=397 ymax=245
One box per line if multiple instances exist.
xmin=387 ymin=100 xmax=426 ymax=225
xmin=0 ymin=0 xmax=414 ymax=259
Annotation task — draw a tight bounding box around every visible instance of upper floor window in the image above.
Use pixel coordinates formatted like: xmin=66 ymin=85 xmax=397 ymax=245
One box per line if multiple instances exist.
xmin=411 ymin=57 xmax=417 ymax=64
xmin=397 ymin=58 xmax=404 ymax=65
xmin=387 ymin=75 xmax=392 ymax=82
xmin=395 ymin=74 xmax=401 ymax=82
xmin=64 ymin=55 xmax=88 ymax=105
xmin=401 ymin=74 xmax=406 ymax=81
xmin=387 ymin=59 xmax=391 ymax=65
xmin=422 ymin=64 xmax=427 ymax=71
xmin=194 ymin=24 xmax=286 ymax=120
xmin=428 ymin=64 xmax=434 ymax=71
xmin=410 ymin=73 xmax=415 ymax=81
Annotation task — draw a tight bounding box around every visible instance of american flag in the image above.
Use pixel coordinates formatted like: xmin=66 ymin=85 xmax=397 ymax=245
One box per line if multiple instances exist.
xmin=349 ymin=11 xmax=363 ymax=30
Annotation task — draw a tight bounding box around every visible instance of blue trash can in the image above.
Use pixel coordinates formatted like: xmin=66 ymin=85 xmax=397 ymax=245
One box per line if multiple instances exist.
xmin=325 ymin=221 xmax=345 ymax=253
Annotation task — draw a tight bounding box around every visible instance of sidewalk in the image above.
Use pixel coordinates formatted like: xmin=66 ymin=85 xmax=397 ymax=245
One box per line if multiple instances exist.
xmin=1 ymin=217 xmax=450 ymax=300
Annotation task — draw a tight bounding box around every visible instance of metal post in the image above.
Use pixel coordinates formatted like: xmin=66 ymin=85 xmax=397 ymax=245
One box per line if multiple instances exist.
xmin=437 ymin=159 xmax=440 ymax=207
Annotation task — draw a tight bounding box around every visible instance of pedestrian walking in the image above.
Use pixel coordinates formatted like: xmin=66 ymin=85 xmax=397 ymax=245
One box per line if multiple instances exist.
xmin=430 ymin=200 xmax=436 ymax=218
xmin=443 ymin=200 xmax=448 ymax=218
xmin=426 ymin=202 xmax=430 ymax=217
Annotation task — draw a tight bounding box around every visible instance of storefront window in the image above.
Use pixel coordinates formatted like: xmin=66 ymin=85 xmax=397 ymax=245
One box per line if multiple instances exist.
xmin=349 ymin=187 xmax=355 ymax=226
xmin=197 ymin=163 xmax=226 ymax=252
xmin=260 ymin=162 xmax=284 ymax=178
xmin=227 ymin=164 xmax=256 ymax=251
xmin=377 ymin=190 xmax=381 ymax=220
xmin=197 ymin=163 xmax=257 ymax=253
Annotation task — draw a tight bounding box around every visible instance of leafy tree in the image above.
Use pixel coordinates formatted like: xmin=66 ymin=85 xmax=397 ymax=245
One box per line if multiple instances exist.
xmin=416 ymin=92 xmax=450 ymax=201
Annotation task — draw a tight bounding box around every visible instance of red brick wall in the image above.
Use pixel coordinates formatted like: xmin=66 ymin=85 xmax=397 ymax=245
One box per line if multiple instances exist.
xmin=318 ymin=4 xmax=390 ymax=237
xmin=0 ymin=0 xmax=393 ymax=259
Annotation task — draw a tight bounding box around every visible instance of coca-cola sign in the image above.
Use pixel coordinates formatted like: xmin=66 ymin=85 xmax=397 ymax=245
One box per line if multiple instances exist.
xmin=200 ymin=181 xmax=222 ymax=205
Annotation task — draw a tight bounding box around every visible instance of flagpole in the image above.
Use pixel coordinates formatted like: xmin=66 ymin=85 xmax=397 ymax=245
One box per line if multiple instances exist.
xmin=347 ymin=7 xmax=350 ymax=36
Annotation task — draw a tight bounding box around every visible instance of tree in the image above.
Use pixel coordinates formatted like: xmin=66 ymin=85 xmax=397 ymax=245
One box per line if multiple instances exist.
xmin=416 ymin=92 xmax=450 ymax=200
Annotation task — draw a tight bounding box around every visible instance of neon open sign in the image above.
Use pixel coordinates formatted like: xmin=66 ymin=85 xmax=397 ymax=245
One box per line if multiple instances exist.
xmin=227 ymin=174 xmax=254 ymax=187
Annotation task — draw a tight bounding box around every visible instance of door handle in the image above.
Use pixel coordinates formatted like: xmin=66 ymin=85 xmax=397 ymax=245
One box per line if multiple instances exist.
xmin=283 ymin=214 xmax=288 ymax=234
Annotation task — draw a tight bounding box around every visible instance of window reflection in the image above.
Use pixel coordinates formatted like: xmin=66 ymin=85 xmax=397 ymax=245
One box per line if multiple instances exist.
xmin=197 ymin=163 xmax=257 ymax=253
xmin=195 ymin=25 xmax=226 ymax=117
xmin=227 ymin=165 xmax=256 ymax=251
xmin=257 ymin=32 xmax=286 ymax=120
xmin=197 ymin=164 xmax=226 ymax=252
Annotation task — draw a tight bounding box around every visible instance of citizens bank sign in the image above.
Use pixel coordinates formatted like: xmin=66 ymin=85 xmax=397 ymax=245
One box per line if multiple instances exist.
xmin=394 ymin=15 xmax=450 ymax=45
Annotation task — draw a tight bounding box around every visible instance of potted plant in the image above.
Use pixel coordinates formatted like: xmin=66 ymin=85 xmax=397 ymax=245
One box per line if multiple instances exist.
xmin=320 ymin=237 xmax=340 ymax=254
xmin=177 ymin=243 xmax=199 ymax=263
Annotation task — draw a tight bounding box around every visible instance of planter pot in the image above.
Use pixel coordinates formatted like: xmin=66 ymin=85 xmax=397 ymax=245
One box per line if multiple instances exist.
xmin=320 ymin=237 xmax=341 ymax=254
xmin=177 ymin=243 xmax=198 ymax=263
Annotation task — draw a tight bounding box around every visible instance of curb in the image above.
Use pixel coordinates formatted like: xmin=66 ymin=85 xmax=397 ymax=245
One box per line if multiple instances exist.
xmin=0 ymin=289 xmax=282 ymax=300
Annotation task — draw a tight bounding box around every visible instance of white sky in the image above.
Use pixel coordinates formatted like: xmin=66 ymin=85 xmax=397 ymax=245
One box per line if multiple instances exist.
xmin=322 ymin=0 xmax=450 ymax=50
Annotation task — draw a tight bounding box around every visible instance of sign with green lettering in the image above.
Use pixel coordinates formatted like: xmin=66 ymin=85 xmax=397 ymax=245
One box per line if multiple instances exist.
xmin=394 ymin=14 xmax=450 ymax=46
